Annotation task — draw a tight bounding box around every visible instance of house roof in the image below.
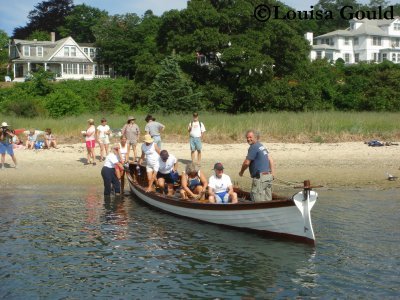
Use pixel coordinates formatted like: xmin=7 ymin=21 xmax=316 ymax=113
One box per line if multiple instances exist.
xmin=316 ymin=16 xmax=400 ymax=39
xmin=312 ymin=44 xmax=340 ymax=51
xmin=12 ymin=36 xmax=93 ymax=63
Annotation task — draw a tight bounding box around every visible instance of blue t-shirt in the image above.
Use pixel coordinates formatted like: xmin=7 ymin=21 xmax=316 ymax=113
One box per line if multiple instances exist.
xmin=246 ymin=141 xmax=271 ymax=178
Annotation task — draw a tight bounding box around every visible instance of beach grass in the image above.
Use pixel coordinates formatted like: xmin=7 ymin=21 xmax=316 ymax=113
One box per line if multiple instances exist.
xmin=2 ymin=111 xmax=399 ymax=143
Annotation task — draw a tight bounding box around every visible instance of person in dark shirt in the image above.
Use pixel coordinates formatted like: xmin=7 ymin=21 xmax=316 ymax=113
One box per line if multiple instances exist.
xmin=239 ymin=130 xmax=275 ymax=201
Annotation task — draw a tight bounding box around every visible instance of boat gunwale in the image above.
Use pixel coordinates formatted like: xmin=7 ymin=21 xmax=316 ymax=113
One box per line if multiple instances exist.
xmin=127 ymin=173 xmax=296 ymax=211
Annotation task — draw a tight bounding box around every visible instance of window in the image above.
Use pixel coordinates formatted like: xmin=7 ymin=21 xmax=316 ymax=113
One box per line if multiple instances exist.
xmin=84 ymin=48 xmax=88 ymax=55
xmin=392 ymin=38 xmax=400 ymax=47
xmin=72 ymin=64 xmax=78 ymax=74
xmin=71 ymin=47 xmax=76 ymax=57
xmin=353 ymin=37 xmax=359 ymax=46
xmin=392 ymin=53 xmax=396 ymax=61
xmin=326 ymin=52 xmax=333 ymax=61
xmin=24 ymin=46 xmax=30 ymax=56
xmin=63 ymin=64 xmax=73 ymax=74
xmin=373 ymin=53 xmax=380 ymax=62
xmin=64 ymin=47 xmax=70 ymax=56
xmin=394 ymin=23 xmax=400 ymax=31
xmin=355 ymin=53 xmax=360 ymax=62
xmin=344 ymin=53 xmax=350 ymax=63
xmin=79 ymin=64 xmax=93 ymax=75
xmin=344 ymin=37 xmax=349 ymax=45
xmin=316 ymin=51 xmax=322 ymax=59
xmin=37 ymin=46 xmax=43 ymax=57
xmin=89 ymin=48 xmax=95 ymax=58
xmin=382 ymin=53 xmax=387 ymax=61
xmin=372 ymin=36 xmax=381 ymax=46
xmin=397 ymin=54 xmax=400 ymax=62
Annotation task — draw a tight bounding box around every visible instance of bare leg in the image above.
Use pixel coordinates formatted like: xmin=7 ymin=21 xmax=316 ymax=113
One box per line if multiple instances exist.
xmin=191 ymin=151 xmax=195 ymax=162
xmin=10 ymin=155 xmax=17 ymax=167
xmin=197 ymin=151 xmax=202 ymax=165
xmin=133 ymin=144 xmax=137 ymax=161
xmin=99 ymin=143 xmax=105 ymax=160
xmin=104 ymin=144 xmax=109 ymax=157
xmin=1 ymin=153 xmax=5 ymax=168
xmin=126 ymin=144 xmax=131 ymax=161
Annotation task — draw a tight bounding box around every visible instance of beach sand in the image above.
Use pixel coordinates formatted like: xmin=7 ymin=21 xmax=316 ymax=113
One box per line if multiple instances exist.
xmin=1 ymin=141 xmax=399 ymax=190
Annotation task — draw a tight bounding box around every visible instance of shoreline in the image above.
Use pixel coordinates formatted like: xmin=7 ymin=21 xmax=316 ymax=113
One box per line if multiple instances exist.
xmin=1 ymin=141 xmax=399 ymax=190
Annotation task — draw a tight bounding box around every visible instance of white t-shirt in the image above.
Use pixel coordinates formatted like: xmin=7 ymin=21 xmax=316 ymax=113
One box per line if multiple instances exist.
xmin=97 ymin=125 xmax=110 ymax=138
xmin=141 ymin=142 xmax=160 ymax=167
xmin=188 ymin=121 xmax=206 ymax=138
xmin=104 ymin=152 xmax=119 ymax=168
xmin=119 ymin=143 xmax=128 ymax=161
xmin=158 ymin=154 xmax=177 ymax=174
xmin=208 ymin=173 xmax=232 ymax=193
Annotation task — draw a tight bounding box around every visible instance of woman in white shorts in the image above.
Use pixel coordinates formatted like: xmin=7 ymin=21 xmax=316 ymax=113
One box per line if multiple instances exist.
xmin=97 ymin=118 xmax=111 ymax=161
xmin=138 ymin=134 xmax=161 ymax=192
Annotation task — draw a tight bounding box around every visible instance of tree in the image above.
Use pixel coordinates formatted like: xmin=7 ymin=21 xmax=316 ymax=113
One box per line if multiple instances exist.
xmin=58 ymin=4 xmax=108 ymax=43
xmin=93 ymin=13 xmax=142 ymax=78
xmin=148 ymin=55 xmax=203 ymax=112
xmin=13 ymin=0 xmax=74 ymax=39
xmin=0 ymin=30 xmax=9 ymax=80
xmin=28 ymin=30 xmax=50 ymax=41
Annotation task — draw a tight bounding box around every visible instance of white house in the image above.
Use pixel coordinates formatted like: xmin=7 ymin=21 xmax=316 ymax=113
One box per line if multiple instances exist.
xmin=306 ymin=16 xmax=400 ymax=64
xmin=9 ymin=33 xmax=113 ymax=81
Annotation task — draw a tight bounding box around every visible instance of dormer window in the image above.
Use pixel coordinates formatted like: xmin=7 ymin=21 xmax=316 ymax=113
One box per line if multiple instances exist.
xmin=64 ymin=47 xmax=70 ymax=56
xmin=24 ymin=46 xmax=30 ymax=56
xmin=84 ymin=48 xmax=88 ymax=55
xmin=37 ymin=46 xmax=43 ymax=57
xmin=394 ymin=23 xmax=400 ymax=31
xmin=71 ymin=47 xmax=76 ymax=57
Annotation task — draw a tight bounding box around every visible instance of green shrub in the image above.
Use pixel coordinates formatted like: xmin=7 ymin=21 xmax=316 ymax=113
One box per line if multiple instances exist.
xmin=1 ymin=90 xmax=44 ymax=117
xmin=45 ymin=89 xmax=84 ymax=118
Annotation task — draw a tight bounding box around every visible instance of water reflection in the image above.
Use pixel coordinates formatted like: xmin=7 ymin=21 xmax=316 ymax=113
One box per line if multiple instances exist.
xmin=0 ymin=186 xmax=398 ymax=298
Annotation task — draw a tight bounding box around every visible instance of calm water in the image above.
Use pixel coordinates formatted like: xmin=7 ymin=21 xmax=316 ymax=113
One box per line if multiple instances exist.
xmin=0 ymin=186 xmax=399 ymax=299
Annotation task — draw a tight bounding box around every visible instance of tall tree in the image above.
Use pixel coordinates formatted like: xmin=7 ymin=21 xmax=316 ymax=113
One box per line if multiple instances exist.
xmin=13 ymin=0 xmax=74 ymax=39
xmin=28 ymin=30 xmax=51 ymax=41
xmin=58 ymin=4 xmax=108 ymax=42
xmin=148 ymin=55 xmax=203 ymax=112
xmin=0 ymin=30 xmax=10 ymax=79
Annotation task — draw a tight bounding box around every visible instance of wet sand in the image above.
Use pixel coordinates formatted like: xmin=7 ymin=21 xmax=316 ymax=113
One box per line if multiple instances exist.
xmin=1 ymin=142 xmax=399 ymax=190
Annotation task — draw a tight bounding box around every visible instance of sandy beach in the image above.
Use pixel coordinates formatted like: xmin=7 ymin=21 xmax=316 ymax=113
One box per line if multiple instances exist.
xmin=1 ymin=141 xmax=399 ymax=190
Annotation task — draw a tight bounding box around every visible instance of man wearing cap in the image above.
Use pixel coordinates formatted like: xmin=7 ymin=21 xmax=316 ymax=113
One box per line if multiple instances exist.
xmin=0 ymin=122 xmax=17 ymax=169
xmin=188 ymin=112 xmax=206 ymax=166
xmin=208 ymin=163 xmax=238 ymax=204
xmin=138 ymin=134 xmax=161 ymax=192
xmin=121 ymin=116 xmax=140 ymax=161
xmin=156 ymin=150 xmax=178 ymax=196
xmin=239 ymin=130 xmax=275 ymax=202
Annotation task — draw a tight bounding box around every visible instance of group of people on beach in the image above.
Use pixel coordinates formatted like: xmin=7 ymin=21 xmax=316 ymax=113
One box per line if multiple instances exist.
xmin=0 ymin=122 xmax=58 ymax=169
xmin=99 ymin=113 xmax=275 ymax=204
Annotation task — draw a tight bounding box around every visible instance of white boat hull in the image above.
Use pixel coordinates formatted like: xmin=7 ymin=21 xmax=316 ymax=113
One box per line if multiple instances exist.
xmin=128 ymin=178 xmax=317 ymax=244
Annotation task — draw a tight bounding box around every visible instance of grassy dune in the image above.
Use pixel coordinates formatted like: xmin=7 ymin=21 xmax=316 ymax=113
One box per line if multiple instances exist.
xmin=2 ymin=111 xmax=399 ymax=143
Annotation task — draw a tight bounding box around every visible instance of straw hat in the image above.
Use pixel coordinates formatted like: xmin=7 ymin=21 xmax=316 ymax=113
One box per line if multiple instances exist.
xmin=143 ymin=134 xmax=154 ymax=143
xmin=127 ymin=116 xmax=135 ymax=121
xmin=1 ymin=122 xmax=9 ymax=127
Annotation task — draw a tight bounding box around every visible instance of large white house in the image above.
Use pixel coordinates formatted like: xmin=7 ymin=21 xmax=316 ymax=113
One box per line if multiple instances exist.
xmin=306 ymin=16 xmax=400 ymax=64
xmin=9 ymin=33 xmax=113 ymax=81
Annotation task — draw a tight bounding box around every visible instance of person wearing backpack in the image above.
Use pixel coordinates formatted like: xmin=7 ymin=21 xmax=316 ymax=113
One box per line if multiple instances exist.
xmin=188 ymin=112 xmax=206 ymax=166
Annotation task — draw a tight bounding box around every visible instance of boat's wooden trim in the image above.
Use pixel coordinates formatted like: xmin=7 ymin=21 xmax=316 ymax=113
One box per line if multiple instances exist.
xmin=127 ymin=173 xmax=295 ymax=211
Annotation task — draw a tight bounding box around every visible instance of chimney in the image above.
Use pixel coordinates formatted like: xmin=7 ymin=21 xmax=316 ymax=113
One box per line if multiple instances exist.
xmin=304 ymin=32 xmax=313 ymax=46
xmin=50 ymin=32 xmax=55 ymax=42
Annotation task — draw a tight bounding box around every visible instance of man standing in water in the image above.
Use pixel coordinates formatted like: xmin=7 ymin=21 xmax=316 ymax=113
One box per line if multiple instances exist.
xmin=239 ymin=130 xmax=275 ymax=201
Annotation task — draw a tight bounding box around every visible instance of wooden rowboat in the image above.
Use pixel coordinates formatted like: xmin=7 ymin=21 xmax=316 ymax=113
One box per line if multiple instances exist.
xmin=126 ymin=164 xmax=318 ymax=245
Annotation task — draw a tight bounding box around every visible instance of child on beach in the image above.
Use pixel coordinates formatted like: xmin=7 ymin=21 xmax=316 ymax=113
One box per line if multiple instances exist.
xmin=44 ymin=128 xmax=58 ymax=149
xmin=24 ymin=129 xmax=44 ymax=150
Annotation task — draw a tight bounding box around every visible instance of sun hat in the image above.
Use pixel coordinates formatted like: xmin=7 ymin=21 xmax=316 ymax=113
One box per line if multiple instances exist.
xmin=213 ymin=162 xmax=224 ymax=170
xmin=160 ymin=150 xmax=169 ymax=161
xmin=127 ymin=116 xmax=135 ymax=121
xmin=1 ymin=122 xmax=9 ymax=127
xmin=143 ymin=134 xmax=154 ymax=143
xmin=87 ymin=118 xmax=94 ymax=124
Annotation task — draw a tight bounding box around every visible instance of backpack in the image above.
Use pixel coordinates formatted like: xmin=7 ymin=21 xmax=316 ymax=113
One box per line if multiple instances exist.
xmin=189 ymin=121 xmax=203 ymax=132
